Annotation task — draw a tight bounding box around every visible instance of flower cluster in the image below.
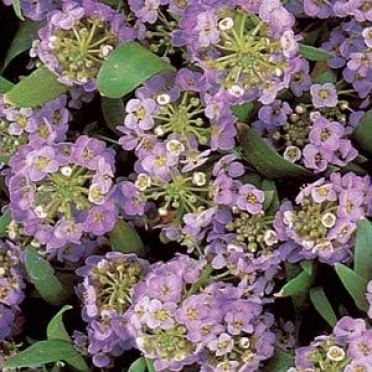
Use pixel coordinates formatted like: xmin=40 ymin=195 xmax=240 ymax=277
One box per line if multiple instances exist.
xmin=0 ymin=240 xmax=25 ymax=341
xmin=1 ymin=0 xmax=59 ymax=20
xmin=118 ymin=69 xmax=237 ymax=153
xmin=175 ymin=0 xmax=299 ymax=105
xmin=274 ymin=172 xmax=372 ymax=264
xmin=126 ymin=254 xmax=275 ymax=371
xmin=31 ymin=0 xmax=135 ymax=91
xmin=322 ymin=20 xmax=372 ymax=100
xmin=0 ymin=94 xmax=70 ymax=165
xmin=289 ymin=316 xmax=372 ymax=371
xmin=8 ymin=135 xmax=118 ymax=252
xmin=76 ymin=252 xmax=149 ymax=367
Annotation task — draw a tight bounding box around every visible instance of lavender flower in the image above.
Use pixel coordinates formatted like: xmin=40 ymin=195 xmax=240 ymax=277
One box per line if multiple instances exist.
xmin=118 ymin=70 xmax=237 ymax=153
xmin=0 ymin=241 xmax=25 ymax=341
xmin=1 ymin=0 xmax=59 ymax=20
xmin=32 ymin=0 xmax=135 ymax=91
xmin=126 ymin=254 xmax=276 ymax=371
xmin=310 ymin=83 xmax=339 ymax=109
xmin=0 ymin=94 xmax=70 ymax=164
xmin=252 ymin=97 xmax=359 ymax=173
xmin=176 ymin=0 xmax=299 ymax=105
xmin=76 ymin=252 xmax=149 ymax=367
xmin=290 ymin=317 xmax=372 ymax=371
xmin=8 ymin=136 xmax=118 ymax=252
xmin=274 ymin=173 xmax=372 ymax=264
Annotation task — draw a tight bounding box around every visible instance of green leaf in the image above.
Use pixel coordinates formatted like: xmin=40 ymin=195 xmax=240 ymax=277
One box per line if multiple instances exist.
xmin=231 ymin=102 xmax=255 ymax=122
xmin=25 ymin=246 xmax=67 ymax=305
xmin=101 ymin=97 xmax=125 ymax=133
xmin=0 ymin=76 xmax=14 ymax=93
xmin=313 ymin=66 xmax=337 ymax=84
xmin=46 ymin=306 xmax=89 ymax=371
xmin=128 ymin=357 xmax=147 ymax=372
xmin=47 ymin=305 xmax=73 ymax=342
xmin=354 ymin=219 xmax=372 ymax=279
xmin=145 ymin=358 xmax=155 ymax=372
xmin=300 ymin=260 xmax=314 ymax=276
xmin=109 ymin=219 xmax=145 ymax=256
xmin=298 ymin=44 xmax=332 ymax=61
xmin=335 ymin=264 xmax=369 ymax=312
xmin=5 ymin=66 xmax=68 ymax=108
xmin=97 ymin=41 xmax=175 ymax=98
xmin=352 ymin=109 xmax=372 ymax=153
xmin=265 ymin=349 xmax=294 ymax=372
xmin=12 ymin=0 xmax=24 ymax=20
xmin=238 ymin=124 xmax=314 ymax=180
xmin=0 ymin=210 xmax=11 ymax=238
xmin=275 ymin=269 xmax=313 ymax=298
xmin=310 ymin=286 xmax=337 ymax=327
xmin=3 ymin=20 xmax=44 ymax=71
xmin=261 ymin=179 xmax=280 ymax=215
xmin=3 ymin=340 xmax=79 ymax=369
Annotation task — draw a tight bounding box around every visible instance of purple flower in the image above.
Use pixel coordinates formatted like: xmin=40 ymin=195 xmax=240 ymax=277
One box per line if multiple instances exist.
xmin=25 ymin=146 xmax=59 ymax=181
xmin=124 ymin=98 xmax=157 ymax=130
xmin=207 ymin=333 xmax=234 ymax=356
xmin=309 ymin=116 xmax=344 ymax=151
xmin=236 ymin=184 xmax=264 ymax=214
xmin=303 ymin=0 xmax=334 ymax=18
xmin=310 ymin=83 xmax=338 ymax=108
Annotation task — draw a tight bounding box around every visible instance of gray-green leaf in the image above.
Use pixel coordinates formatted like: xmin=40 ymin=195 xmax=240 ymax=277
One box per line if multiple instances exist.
xmin=0 ymin=76 xmax=14 ymax=93
xmin=3 ymin=20 xmax=44 ymax=71
xmin=352 ymin=109 xmax=372 ymax=153
xmin=0 ymin=210 xmax=12 ymax=238
xmin=335 ymin=264 xmax=369 ymax=312
xmin=4 ymin=66 xmax=68 ymax=108
xmin=354 ymin=219 xmax=372 ymax=280
xmin=97 ymin=41 xmax=175 ymax=98
xmin=109 ymin=219 xmax=145 ymax=256
xmin=265 ymin=349 xmax=294 ymax=372
xmin=298 ymin=44 xmax=332 ymax=61
xmin=25 ymin=246 xmax=68 ymax=305
xmin=310 ymin=286 xmax=337 ymax=327
xmin=3 ymin=340 xmax=79 ymax=369
xmin=238 ymin=124 xmax=314 ymax=180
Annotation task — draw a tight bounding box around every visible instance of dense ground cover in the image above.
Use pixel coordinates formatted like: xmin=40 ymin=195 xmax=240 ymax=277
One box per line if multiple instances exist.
xmin=0 ymin=0 xmax=371 ymax=371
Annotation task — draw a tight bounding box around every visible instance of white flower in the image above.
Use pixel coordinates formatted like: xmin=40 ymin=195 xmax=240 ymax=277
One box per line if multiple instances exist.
xmin=156 ymin=93 xmax=171 ymax=105
xmin=61 ymin=166 xmax=73 ymax=177
xmin=326 ymin=345 xmax=346 ymax=362
xmin=135 ymin=174 xmax=152 ymax=191
xmin=218 ymin=17 xmax=234 ymax=31
xmin=228 ymin=84 xmax=244 ymax=97
xmin=166 ymin=139 xmax=185 ymax=156
xmin=264 ymin=230 xmax=278 ymax=246
xmin=192 ymin=172 xmax=207 ymax=186
xmin=283 ymin=146 xmax=301 ymax=163
xmin=321 ymin=212 xmax=337 ymax=228
xmin=283 ymin=210 xmax=295 ymax=227
xmin=35 ymin=206 xmax=47 ymax=219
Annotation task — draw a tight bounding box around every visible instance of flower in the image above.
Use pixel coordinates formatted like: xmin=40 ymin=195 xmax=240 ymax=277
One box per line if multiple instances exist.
xmin=32 ymin=0 xmax=135 ymax=91
xmin=274 ymin=173 xmax=372 ymax=264
xmin=76 ymin=252 xmax=149 ymax=367
xmin=310 ymin=83 xmax=338 ymax=108
xmin=8 ymin=136 xmax=117 ymax=252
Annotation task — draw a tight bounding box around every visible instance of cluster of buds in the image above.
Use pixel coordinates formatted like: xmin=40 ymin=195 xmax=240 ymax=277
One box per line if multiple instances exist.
xmin=252 ymin=93 xmax=360 ymax=172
